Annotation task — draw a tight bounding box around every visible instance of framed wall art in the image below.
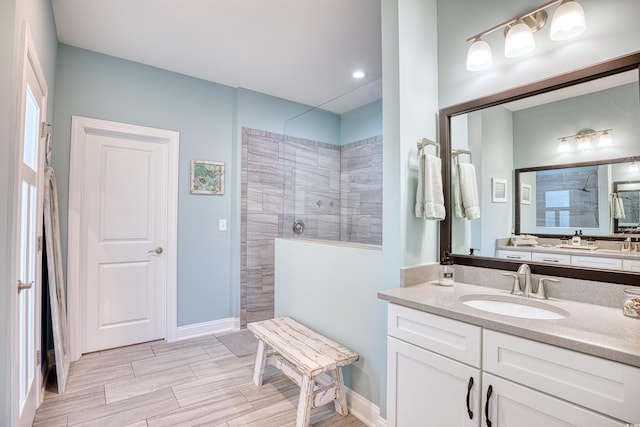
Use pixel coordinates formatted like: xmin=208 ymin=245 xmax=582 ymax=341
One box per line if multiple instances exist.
xmin=521 ymin=183 xmax=532 ymax=205
xmin=492 ymin=178 xmax=507 ymax=203
xmin=190 ymin=160 xmax=224 ymax=195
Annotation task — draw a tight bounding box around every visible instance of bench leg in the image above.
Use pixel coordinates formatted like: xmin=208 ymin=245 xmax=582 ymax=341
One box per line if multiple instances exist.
xmin=333 ymin=367 xmax=348 ymax=416
xmin=296 ymin=374 xmax=314 ymax=427
xmin=252 ymin=339 xmax=267 ymax=386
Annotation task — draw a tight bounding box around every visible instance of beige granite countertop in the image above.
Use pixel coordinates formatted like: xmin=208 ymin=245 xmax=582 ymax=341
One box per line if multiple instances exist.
xmin=378 ymin=281 xmax=640 ymax=368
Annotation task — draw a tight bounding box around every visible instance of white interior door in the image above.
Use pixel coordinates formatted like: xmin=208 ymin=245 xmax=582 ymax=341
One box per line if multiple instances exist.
xmin=14 ymin=25 xmax=47 ymax=427
xmin=81 ymin=126 xmax=170 ymax=353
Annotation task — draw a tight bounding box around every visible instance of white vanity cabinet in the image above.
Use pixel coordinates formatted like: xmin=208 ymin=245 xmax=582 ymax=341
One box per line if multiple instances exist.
xmin=387 ymin=304 xmax=639 ymax=426
xmin=387 ymin=304 xmax=481 ymax=427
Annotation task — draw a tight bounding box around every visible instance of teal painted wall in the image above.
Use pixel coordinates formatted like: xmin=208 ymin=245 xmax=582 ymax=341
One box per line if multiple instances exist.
xmin=340 ymin=99 xmax=383 ymax=144
xmin=53 ymin=45 xmax=237 ymax=326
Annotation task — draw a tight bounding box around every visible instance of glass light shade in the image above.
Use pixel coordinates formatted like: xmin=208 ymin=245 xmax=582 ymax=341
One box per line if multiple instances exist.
xmin=598 ymin=131 xmax=612 ymax=147
xmin=505 ymin=21 xmax=536 ymax=58
xmin=576 ymin=137 xmax=591 ymax=150
xmin=557 ymin=138 xmax=571 ymax=152
xmin=629 ymin=162 xmax=639 ymax=173
xmin=466 ymin=39 xmax=493 ymax=71
xmin=550 ymin=0 xmax=586 ymax=41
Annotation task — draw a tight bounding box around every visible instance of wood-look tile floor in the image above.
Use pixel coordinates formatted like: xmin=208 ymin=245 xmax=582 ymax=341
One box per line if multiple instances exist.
xmin=34 ymin=333 xmax=366 ymax=427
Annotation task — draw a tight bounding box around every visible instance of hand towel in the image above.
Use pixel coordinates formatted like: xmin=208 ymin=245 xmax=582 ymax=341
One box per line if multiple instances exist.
xmin=458 ymin=162 xmax=480 ymax=220
xmin=415 ymin=151 xmax=445 ymax=220
xmin=452 ymin=158 xmax=465 ymax=218
xmin=612 ymin=194 xmax=626 ymax=219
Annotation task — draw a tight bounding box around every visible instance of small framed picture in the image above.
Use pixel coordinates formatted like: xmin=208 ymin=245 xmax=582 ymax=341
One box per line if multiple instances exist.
xmin=492 ymin=178 xmax=507 ymax=203
xmin=521 ymin=183 xmax=532 ymax=205
xmin=190 ymin=160 xmax=224 ymax=195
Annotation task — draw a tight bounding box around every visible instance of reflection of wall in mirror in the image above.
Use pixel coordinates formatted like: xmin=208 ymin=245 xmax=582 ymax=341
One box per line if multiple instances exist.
xmin=513 ymin=81 xmax=640 ymax=170
xmin=451 ymin=106 xmax=513 ymax=258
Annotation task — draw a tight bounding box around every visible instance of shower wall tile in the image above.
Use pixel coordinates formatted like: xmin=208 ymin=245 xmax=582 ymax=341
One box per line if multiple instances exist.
xmin=247 ymin=214 xmax=279 ymax=241
xmin=247 ymin=187 xmax=263 ymax=213
xmin=318 ymin=146 xmax=341 ymax=170
xmin=294 ymin=166 xmax=331 ymax=193
xmin=262 ymin=188 xmax=283 ymax=214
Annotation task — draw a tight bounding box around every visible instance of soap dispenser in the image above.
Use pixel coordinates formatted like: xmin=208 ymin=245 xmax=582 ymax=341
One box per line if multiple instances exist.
xmin=571 ymin=230 xmax=581 ymax=247
xmin=439 ymin=252 xmax=455 ymax=286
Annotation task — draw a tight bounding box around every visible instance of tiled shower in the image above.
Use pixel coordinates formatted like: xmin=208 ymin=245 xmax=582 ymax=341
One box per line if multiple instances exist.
xmin=240 ymin=127 xmax=382 ymax=326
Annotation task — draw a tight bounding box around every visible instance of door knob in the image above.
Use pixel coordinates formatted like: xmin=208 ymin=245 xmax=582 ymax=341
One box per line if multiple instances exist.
xmin=17 ymin=280 xmax=33 ymax=293
xmin=147 ymin=247 xmax=163 ymax=254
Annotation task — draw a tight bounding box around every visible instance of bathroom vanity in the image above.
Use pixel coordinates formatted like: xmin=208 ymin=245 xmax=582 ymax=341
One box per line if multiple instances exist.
xmin=378 ymin=281 xmax=640 ymax=426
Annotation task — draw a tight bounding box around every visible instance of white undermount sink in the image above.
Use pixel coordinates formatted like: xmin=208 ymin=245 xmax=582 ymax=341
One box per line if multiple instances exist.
xmin=460 ymin=295 xmax=568 ymax=320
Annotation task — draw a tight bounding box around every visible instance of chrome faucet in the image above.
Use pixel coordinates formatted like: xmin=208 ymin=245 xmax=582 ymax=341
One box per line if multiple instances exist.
xmin=517 ymin=264 xmax=533 ymax=297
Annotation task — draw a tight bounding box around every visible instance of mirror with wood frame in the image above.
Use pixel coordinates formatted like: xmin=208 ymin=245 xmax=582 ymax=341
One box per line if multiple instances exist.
xmin=439 ymin=52 xmax=640 ymax=285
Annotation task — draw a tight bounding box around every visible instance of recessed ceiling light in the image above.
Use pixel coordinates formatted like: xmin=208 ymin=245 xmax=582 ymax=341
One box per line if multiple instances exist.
xmin=352 ymin=70 xmax=367 ymax=79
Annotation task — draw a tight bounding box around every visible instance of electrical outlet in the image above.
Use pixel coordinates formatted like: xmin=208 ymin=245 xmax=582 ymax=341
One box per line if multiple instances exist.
xmin=219 ymin=219 xmax=227 ymax=231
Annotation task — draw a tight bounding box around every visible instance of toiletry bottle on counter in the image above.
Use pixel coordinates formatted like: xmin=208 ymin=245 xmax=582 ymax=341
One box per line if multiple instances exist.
xmin=439 ymin=252 xmax=455 ymax=286
xmin=572 ymin=230 xmax=581 ymax=247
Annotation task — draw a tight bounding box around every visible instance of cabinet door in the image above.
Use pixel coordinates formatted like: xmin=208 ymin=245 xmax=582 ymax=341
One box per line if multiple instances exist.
xmin=571 ymin=255 xmax=622 ymax=270
xmin=622 ymin=258 xmax=640 ymax=272
xmin=481 ymin=373 xmax=625 ymax=427
xmin=387 ymin=336 xmax=480 ymax=427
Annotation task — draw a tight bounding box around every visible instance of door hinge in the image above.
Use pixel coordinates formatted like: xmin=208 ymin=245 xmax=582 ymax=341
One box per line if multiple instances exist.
xmin=36 ymin=350 xmax=41 ymax=365
xmin=40 ymin=122 xmax=52 ymax=138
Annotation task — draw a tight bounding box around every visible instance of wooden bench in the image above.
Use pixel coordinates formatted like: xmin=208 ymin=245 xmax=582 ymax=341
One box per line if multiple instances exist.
xmin=247 ymin=317 xmax=359 ymax=427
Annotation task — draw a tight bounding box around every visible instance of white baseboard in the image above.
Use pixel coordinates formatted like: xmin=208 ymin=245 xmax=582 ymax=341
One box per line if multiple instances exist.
xmin=346 ymin=387 xmax=387 ymax=427
xmin=176 ymin=317 xmax=240 ymax=340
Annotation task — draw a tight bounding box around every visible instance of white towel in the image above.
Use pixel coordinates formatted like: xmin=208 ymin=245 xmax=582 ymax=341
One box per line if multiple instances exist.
xmin=612 ymin=194 xmax=626 ymax=219
xmin=452 ymin=159 xmax=465 ymax=218
xmin=458 ymin=162 xmax=480 ymax=220
xmin=415 ymin=151 xmax=445 ymax=221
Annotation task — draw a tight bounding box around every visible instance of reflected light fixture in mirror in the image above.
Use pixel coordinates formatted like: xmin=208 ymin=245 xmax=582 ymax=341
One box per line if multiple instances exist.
xmin=630 ymin=162 xmax=639 ymax=173
xmin=556 ymin=129 xmax=613 ymax=152
xmin=557 ymin=137 xmax=571 ymax=152
xmin=466 ymin=0 xmax=586 ymax=71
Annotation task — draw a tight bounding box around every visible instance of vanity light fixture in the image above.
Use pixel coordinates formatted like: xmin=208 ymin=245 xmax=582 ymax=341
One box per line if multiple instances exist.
xmin=466 ymin=0 xmax=586 ymax=71
xmin=556 ymin=128 xmax=613 ymax=152
xmin=630 ymin=162 xmax=639 ymax=173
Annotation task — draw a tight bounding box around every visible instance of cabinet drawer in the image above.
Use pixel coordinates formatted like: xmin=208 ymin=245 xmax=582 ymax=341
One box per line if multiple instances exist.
xmin=623 ymin=258 xmax=640 ymax=272
xmin=571 ymin=255 xmax=622 ymax=270
xmin=496 ymin=250 xmax=531 ymax=261
xmin=531 ymin=252 xmax=571 ymax=264
xmin=388 ymin=303 xmax=481 ymax=368
xmin=483 ymin=330 xmax=640 ymax=423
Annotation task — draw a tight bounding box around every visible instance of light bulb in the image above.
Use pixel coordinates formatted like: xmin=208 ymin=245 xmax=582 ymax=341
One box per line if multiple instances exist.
xmin=550 ymin=0 xmax=586 ymax=41
xmin=466 ymin=38 xmax=493 ymax=71
xmin=505 ymin=21 xmax=536 ymax=58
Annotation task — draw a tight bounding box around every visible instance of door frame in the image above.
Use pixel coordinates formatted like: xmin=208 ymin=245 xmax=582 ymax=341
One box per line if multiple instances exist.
xmin=10 ymin=22 xmax=48 ymax=427
xmin=67 ymin=116 xmax=179 ymax=360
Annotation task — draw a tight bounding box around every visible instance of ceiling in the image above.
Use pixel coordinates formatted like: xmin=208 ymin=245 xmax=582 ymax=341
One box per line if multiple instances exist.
xmin=51 ymin=0 xmax=382 ymax=114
